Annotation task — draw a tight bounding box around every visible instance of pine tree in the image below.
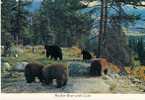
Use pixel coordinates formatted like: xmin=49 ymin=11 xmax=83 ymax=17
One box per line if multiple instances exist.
xmin=1 ymin=0 xmax=29 ymax=45
xmin=137 ymin=38 xmax=145 ymax=65
xmin=38 ymin=0 xmax=92 ymax=46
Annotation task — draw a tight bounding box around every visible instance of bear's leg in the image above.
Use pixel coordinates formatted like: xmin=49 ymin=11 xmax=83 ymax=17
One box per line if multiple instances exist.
xmin=59 ymin=56 xmax=62 ymax=60
xmin=62 ymin=73 xmax=67 ymax=86
xmin=56 ymin=79 xmax=63 ymax=88
xmin=26 ymin=77 xmax=32 ymax=83
xmin=95 ymin=67 xmax=102 ymax=76
xmin=58 ymin=53 xmax=63 ymax=60
xmin=54 ymin=57 xmax=57 ymax=61
xmin=63 ymin=79 xmax=67 ymax=86
xmin=50 ymin=55 xmax=53 ymax=60
xmin=96 ymin=70 xmax=102 ymax=76
xmin=45 ymin=78 xmax=53 ymax=85
xmin=46 ymin=51 xmax=49 ymax=58
xmin=90 ymin=68 xmax=94 ymax=76
xmin=90 ymin=67 xmax=99 ymax=76
xmin=26 ymin=79 xmax=32 ymax=83
xmin=38 ymin=75 xmax=44 ymax=83
xmin=83 ymin=55 xmax=85 ymax=60
xmin=31 ymin=76 xmax=35 ymax=82
xmin=54 ymin=56 xmax=58 ymax=60
xmin=104 ymin=69 xmax=108 ymax=75
xmin=26 ymin=75 xmax=34 ymax=83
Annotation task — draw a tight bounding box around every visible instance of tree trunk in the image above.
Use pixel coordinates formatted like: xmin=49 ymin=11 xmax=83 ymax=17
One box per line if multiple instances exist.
xmin=97 ymin=0 xmax=108 ymax=58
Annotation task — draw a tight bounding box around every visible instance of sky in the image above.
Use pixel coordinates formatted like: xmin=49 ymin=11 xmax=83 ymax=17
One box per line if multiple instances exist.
xmin=26 ymin=0 xmax=145 ymax=32
xmin=25 ymin=0 xmax=43 ymax=12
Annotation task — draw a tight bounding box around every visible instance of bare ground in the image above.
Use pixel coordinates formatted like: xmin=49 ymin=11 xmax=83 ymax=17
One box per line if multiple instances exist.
xmin=1 ymin=72 xmax=145 ymax=93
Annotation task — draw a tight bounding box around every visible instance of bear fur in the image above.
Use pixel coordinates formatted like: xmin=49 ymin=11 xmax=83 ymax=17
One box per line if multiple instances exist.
xmin=24 ymin=63 xmax=44 ymax=83
xmin=44 ymin=45 xmax=63 ymax=60
xmin=81 ymin=49 xmax=92 ymax=60
xmin=90 ymin=58 xmax=109 ymax=76
xmin=42 ymin=64 xmax=68 ymax=88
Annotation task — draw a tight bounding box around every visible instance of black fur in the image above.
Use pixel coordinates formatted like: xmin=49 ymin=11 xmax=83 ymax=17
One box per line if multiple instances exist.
xmin=44 ymin=45 xmax=63 ymax=60
xmin=90 ymin=60 xmax=102 ymax=76
xmin=81 ymin=49 xmax=92 ymax=60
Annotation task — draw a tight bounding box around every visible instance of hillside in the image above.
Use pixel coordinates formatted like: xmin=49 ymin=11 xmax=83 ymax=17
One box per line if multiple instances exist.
xmin=26 ymin=0 xmax=145 ymax=34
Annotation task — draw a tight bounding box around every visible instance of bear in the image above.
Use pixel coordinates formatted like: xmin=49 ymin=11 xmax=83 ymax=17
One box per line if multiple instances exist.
xmin=90 ymin=58 xmax=109 ymax=76
xmin=44 ymin=45 xmax=63 ymax=60
xmin=42 ymin=64 xmax=68 ymax=88
xmin=81 ymin=49 xmax=92 ymax=60
xmin=24 ymin=63 xmax=44 ymax=83
xmin=90 ymin=59 xmax=102 ymax=76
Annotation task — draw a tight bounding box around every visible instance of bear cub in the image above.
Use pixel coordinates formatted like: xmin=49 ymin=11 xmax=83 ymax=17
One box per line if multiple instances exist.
xmin=24 ymin=63 xmax=44 ymax=83
xmin=42 ymin=64 xmax=68 ymax=88
xmin=81 ymin=49 xmax=92 ymax=60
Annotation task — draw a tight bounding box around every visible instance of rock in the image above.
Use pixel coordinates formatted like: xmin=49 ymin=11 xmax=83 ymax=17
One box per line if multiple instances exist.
xmin=131 ymin=78 xmax=142 ymax=84
xmin=108 ymin=73 xmax=120 ymax=79
xmin=68 ymin=62 xmax=90 ymax=76
xmin=1 ymin=45 xmax=4 ymax=49
xmin=25 ymin=45 xmax=32 ymax=49
xmin=2 ymin=62 xmax=12 ymax=71
xmin=102 ymin=75 xmax=113 ymax=80
xmin=15 ymin=62 xmax=28 ymax=71
xmin=102 ymin=75 xmax=118 ymax=91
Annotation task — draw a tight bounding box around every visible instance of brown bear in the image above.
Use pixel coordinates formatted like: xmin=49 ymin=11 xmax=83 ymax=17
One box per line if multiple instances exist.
xmin=42 ymin=64 xmax=68 ymax=88
xmin=24 ymin=63 xmax=44 ymax=83
xmin=90 ymin=58 xmax=109 ymax=76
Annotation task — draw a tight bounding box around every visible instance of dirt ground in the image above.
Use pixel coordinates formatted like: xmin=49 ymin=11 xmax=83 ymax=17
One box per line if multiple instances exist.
xmin=1 ymin=71 xmax=145 ymax=93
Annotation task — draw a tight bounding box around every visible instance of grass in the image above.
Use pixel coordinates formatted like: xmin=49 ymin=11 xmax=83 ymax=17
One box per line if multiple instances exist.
xmin=1 ymin=47 xmax=82 ymax=72
xmin=1 ymin=46 xmax=145 ymax=80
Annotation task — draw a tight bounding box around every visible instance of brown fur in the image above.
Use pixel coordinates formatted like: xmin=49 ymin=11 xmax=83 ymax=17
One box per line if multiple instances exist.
xmin=90 ymin=58 xmax=109 ymax=76
xmin=42 ymin=64 xmax=68 ymax=88
xmin=24 ymin=63 xmax=44 ymax=83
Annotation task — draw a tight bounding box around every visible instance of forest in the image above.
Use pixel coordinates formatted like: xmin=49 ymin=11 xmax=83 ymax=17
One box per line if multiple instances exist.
xmin=1 ymin=0 xmax=145 ymax=93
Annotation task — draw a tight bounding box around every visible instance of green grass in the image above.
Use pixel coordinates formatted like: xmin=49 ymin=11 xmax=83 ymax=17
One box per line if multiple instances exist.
xmin=1 ymin=47 xmax=81 ymax=70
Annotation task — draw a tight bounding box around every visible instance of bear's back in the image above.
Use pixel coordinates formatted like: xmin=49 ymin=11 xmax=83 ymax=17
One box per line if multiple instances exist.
xmin=25 ymin=63 xmax=44 ymax=75
xmin=43 ymin=64 xmax=66 ymax=79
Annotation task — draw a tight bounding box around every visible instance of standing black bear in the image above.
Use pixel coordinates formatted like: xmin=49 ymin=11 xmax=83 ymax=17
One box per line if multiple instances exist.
xmin=81 ymin=49 xmax=92 ymax=60
xmin=24 ymin=63 xmax=44 ymax=83
xmin=42 ymin=64 xmax=68 ymax=88
xmin=44 ymin=45 xmax=63 ymax=60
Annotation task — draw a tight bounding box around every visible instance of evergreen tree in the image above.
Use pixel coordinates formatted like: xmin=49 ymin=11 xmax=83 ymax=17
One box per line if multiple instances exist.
xmin=1 ymin=0 xmax=16 ymax=45
xmin=137 ymin=38 xmax=145 ymax=65
xmin=1 ymin=0 xmax=29 ymax=45
xmin=38 ymin=0 xmax=92 ymax=46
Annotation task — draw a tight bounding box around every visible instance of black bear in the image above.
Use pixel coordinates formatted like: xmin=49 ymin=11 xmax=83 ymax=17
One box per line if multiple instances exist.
xmin=24 ymin=63 xmax=44 ymax=83
xmin=42 ymin=64 xmax=68 ymax=88
xmin=81 ymin=49 xmax=92 ymax=60
xmin=90 ymin=59 xmax=102 ymax=76
xmin=90 ymin=58 xmax=109 ymax=76
xmin=44 ymin=45 xmax=63 ymax=60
